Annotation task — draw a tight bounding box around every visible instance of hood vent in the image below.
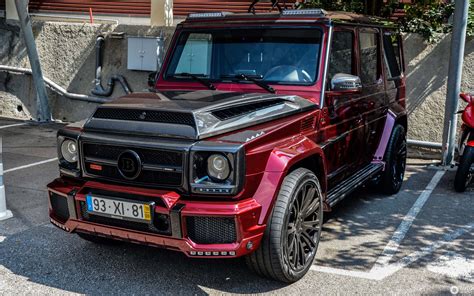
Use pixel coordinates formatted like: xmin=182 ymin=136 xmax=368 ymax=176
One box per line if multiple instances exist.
xmin=93 ymin=108 xmax=195 ymax=127
xmin=300 ymin=116 xmax=316 ymax=132
xmin=211 ymin=99 xmax=286 ymax=121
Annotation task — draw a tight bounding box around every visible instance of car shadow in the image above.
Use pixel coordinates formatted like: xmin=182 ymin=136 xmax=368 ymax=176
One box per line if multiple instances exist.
xmin=0 ymin=225 xmax=287 ymax=295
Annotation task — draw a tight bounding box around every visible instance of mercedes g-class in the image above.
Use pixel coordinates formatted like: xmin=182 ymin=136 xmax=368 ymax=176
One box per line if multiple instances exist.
xmin=47 ymin=8 xmax=407 ymax=282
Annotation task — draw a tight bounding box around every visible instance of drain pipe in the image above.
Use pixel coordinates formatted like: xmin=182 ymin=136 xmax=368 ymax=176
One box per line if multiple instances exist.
xmin=92 ymin=35 xmax=132 ymax=97
xmin=0 ymin=65 xmax=112 ymax=103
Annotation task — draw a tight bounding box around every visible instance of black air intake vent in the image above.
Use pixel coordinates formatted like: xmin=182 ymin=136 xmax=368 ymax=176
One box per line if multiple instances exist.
xmin=301 ymin=116 xmax=315 ymax=132
xmin=93 ymin=108 xmax=196 ymax=127
xmin=186 ymin=216 xmax=237 ymax=244
xmin=211 ymin=99 xmax=286 ymax=121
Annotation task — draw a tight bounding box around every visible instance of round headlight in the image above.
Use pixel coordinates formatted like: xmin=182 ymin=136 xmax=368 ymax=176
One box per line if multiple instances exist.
xmin=61 ymin=139 xmax=78 ymax=163
xmin=207 ymin=154 xmax=230 ymax=181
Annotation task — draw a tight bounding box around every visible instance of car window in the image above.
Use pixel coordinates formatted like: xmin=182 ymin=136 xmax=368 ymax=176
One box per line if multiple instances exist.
xmin=328 ymin=30 xmax=354 ymax=81
xmin=175 ymin=33 xmax=213 ymax=75
xmin=166 ymin=28 xmax=323 ymax=85
xmin=383 ymin=33 xmax=402 ymax=79
xmin=359 ymin=31 xmax=380 ymax=85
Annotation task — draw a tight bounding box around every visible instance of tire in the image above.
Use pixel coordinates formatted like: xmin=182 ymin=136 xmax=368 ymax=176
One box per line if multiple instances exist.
xmin=77 ymin=232 xmax=122 ymax=245
xmin=379 ymin=124 xmax=407 ymax=195
xmin=245 ymin=168 xmax=323 ymax=283
xmin=454 ymin=146 xmax=474 ymax=192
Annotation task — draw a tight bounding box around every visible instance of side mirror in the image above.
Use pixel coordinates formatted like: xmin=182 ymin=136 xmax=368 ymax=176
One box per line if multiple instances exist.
xmin=330 ymin=73 xmax=362 ymax=92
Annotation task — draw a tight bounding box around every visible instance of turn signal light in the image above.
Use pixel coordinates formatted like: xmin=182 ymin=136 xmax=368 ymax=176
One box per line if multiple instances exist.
xmin=89 ymin=163 xmax=103 ymax=171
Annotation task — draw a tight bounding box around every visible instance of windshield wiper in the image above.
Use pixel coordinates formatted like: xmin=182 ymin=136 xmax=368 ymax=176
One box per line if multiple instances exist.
xmin=172 ymin=73 xmax=216 ymax=90
xmin=222 ymin=73 xmax=275 ymax=94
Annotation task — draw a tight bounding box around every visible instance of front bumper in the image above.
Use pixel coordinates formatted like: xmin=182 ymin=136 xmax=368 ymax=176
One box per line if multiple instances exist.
xmin=47 ymin=178 xmax=265 ymax=258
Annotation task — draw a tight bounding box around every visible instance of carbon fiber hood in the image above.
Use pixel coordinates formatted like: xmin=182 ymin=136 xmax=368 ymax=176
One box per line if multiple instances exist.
xmin=83 ymin=90 xmax=317 ymax=140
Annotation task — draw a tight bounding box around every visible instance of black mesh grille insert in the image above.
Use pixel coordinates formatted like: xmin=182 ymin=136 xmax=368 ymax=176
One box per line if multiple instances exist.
xmin=82 ymin=142 xmax=184 ymax=187
xmin=211 ymin=99 xmax=286 ymax=121
xmin=186 ymin=216 xmax=237 ymax=244
xmin=93 ymin=108 xmax=195 ymax=127
xmin=79 ymin=201 xmax=171 ymax=235
xmin=82 ymin=143 xmax=183 ymax=167
xmin=50 ymin=193 xmax=70 ymax=222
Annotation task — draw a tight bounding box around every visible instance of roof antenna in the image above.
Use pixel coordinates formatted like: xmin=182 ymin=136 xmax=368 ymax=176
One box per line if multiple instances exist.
xmin=248 ymin=0 xmax=286 ymax=14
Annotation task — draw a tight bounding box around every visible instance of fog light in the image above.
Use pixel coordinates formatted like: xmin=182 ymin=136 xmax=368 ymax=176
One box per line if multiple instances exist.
xmin=229 ymin=251 xmax=236 ymax=256
xmin=213 ymin=252 xmax=219 ymax=256
xmin=221 ymin=251 xmax=228 ymax=256
xmin=205 ymin=251 xmax=212 ymax=256
xmin=197 ymin=252 xmax=204 ymax=255
xmin=246 ymin=241 xmax=253 ymax=250
xmin=190 ymin=251 xmax=196 ymax=255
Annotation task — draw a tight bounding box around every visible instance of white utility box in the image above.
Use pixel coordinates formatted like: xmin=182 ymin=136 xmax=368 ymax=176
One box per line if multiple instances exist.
xmin=127 ymin=36 xmax=160 ymax=71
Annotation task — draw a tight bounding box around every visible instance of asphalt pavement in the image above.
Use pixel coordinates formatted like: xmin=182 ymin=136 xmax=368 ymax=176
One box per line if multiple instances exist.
xmin=0 ymin=118 xmax=473 ymax=295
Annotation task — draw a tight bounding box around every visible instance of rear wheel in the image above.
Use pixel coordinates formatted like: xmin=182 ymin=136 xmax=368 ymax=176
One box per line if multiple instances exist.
xmin=454 ymin=146 xmax=474 ymax=192
xmin=77 ymin=232 xmax=122 ymax=245
xmin=379 ymin=125 xmax=407 ymax=195
xmin=246 ymin=168 xmax=323 ymax=283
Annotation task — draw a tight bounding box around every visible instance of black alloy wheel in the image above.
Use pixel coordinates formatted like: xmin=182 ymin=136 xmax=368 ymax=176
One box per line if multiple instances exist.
xmin=380 ymin=125 xmax=407 ymax=195
xmin=246 ymin=168 xmax=323 ymax=283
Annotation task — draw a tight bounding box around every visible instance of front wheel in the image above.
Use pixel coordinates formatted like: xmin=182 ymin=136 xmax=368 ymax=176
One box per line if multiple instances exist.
xmin=454 ymin=146 xmax=474 ymax=192
xmin=246 ymin=168 xmax=323 ymax=283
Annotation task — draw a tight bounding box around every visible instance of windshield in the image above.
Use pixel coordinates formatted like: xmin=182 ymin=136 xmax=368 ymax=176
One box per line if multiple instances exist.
xmin=165 ymin=28 xmax=323 ymax=85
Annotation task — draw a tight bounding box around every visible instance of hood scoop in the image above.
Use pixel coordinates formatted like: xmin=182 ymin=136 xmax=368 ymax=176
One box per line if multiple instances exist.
xmin=84 ymin=92 xmax=317 ymax=140
xmin=93 ymin=108 xmax=196 ymax=127
xmin=211 ymin=99 xmax=286 ymax=121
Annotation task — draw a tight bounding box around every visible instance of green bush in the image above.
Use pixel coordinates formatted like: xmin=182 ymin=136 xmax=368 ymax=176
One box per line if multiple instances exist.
xmin=297 ymin=0 xmax=474 ymax=43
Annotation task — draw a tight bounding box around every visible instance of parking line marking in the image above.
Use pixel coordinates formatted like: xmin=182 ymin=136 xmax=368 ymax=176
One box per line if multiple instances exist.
xmin=311 ymin=170 xmax=447 ymax=280
xmin=3 ymin=158 xmax=58 ymax=174
xmin=0 ymin=236 xmax=5 ymax=243
xmin=373 ymin=170 xmax=446 ymax=267
xmin=0 ymin=123 xmax=27 ymax=129
xmin=370 ymin=221 xmax=474 ymax=279
xmin=311 ymin=221 xmax=474 ymax=281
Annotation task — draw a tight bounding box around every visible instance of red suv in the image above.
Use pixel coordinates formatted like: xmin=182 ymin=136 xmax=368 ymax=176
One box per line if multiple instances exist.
xmin=47 ymin=9 xmax=407 ymax=282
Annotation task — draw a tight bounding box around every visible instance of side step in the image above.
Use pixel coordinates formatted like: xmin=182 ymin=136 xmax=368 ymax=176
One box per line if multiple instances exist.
xmin=327 ymin=163 xmax=384 ymax=207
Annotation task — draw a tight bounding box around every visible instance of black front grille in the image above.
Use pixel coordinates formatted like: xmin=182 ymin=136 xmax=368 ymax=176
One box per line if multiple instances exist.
xmin=50 ymin=193 xmax=70 ymax=222
xmin=82 ymin=142 xmax=184 ymax=187
xmin=212 ymin=99 xmax=285 ymax=121
xmin=186 ymin=216 xmax=237 ymax=244
xmin=93 ymin=108 xmax=195 ymax=127
xmin=79 ymin=201 xmax=171 ymax=235
xmin=82 ymin=143 xmax=183 ymax=167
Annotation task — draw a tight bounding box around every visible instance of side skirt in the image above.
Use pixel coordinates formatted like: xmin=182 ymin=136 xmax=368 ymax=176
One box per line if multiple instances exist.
xmin=326 ymin=163 xmax=384 ymax=207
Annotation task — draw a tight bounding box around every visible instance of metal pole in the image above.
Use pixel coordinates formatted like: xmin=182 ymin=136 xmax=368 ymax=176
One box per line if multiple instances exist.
xmin=14 ymin=0 xmax=51 ymax=122
xmin=441 ymin=0 xmax=469 ymax=166
xmin=0 ymin=137 xmax=13 ymax=221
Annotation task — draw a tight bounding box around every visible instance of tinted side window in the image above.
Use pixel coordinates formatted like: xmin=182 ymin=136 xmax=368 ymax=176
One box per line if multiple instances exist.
xmin=383 ymin=33 xmax=402 ymax=78
xmin=359 ymin=32 xmax=380 ymax=85
xmin=328 ymin=30 xmax=354 ymax=81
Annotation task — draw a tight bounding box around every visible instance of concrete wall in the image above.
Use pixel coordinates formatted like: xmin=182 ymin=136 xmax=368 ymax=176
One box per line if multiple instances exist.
xmin=0 ymin=18 xmax=174 ymax=121
xmin=404 ymin=33 xmax=474 ymax=143
xmin=0 ymin=18 xmax=472 ymax=143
